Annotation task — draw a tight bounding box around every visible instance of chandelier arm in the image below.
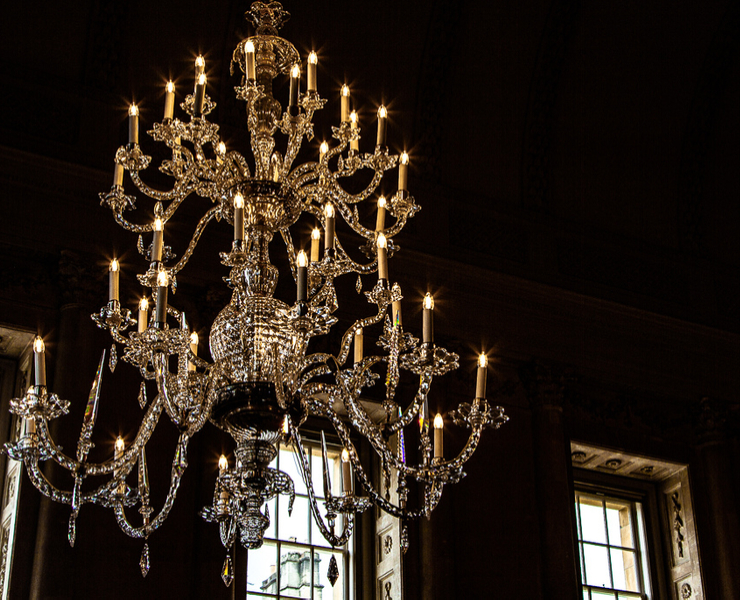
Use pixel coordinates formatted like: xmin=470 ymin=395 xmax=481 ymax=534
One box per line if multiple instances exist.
xmin=169 ymin=206 xmax=220 ymax=275
xmin=385 ymin=369 xmax=434 ymax=435
xmin=111 ymin=210 xmax=159 ymax=234
xmin=153 ymin=353 xmax=187 ymax=426
xmin=223 ymin=150 xmax=252 ymax=180
xmin=329 ymin=168 xmax=384 ymax=207
xmin=336 ymin=310 xmax=387 ymax=366
xmin=128 ymin=170 xmax=195 ymax=204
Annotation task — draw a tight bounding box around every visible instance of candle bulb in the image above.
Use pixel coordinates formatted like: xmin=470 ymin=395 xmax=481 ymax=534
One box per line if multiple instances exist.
xmin=138 ymin=297 xmax=149 ymax=333
xmin=375 ymin=196 xmax=386 ymax=232
xmin=128 ymin=104 xmax=139 ymax=145
xmin=114 ymin=437 xmax=125 ymax=492
xmin=422 ymin=293 xmax=434 ymax=344
xmin=377 ymin=105 xmax=387 ymax=147
xmin=476 ymin=353 xmax=488 ymax=399
xmin=194 ymin=73 xmax=206 ymax=118
xmin=340 ymin=84 xmax=350 ymax=122
xmin=307 ymin=51 xmax=317 ymax=92
xmin=377 ymin=233 xmax=388 ymax=280
xmin=155 ymin=270 xmax=168 ymax=327
xmin=398 ymin=151 xmax=409 ymax=191
xmin=341 ymin=448 xmax=353 ymax=494
xmin=234 ymin=193 xmax=244 ymax=242
xmin=218 ymin=454 xmax=228 ymax=474
xmin=289 ymin=63 xmax=300 ymax=108
xmin=354 ymin=327 xmax=364 ymax=364
xmin=319 ymin=141 xmax=329 ymax=162
xmin=108 ymin=259 xmax=120 ymax=302
xmin=296 ymin=250 xmax=308 ymax=303
xmin=349 ymin=111 xmax=359 ymax=151
xmin=164 ymin=81 xmax=175 ymax=120
xmin=195 ymin=55 xmax=205 ymax=77
xmin=324 ymin=203 xmax=335 ymax=253
xmin=33 ymin=336 xmax=46 ymax=387
xmin=310 ymin=228 xmax=321 ymax=262
xmin=217 ymin=141 xmax=226 ymax=165
xmin=113 ymin=163 xmax=124 ymax=187
xmin=245 ymin=41 xmax=256 ymax=82
xmin=433 ymin=413 xmax=444 ymax=459
xmin=189 ymin=332 xmax=198 ymax=372
xmin=152 ymin=218 xmax=164 ymax=263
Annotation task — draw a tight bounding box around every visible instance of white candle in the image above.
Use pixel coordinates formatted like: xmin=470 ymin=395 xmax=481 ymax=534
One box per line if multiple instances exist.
xmin=307 ymin=51 xmax=317 ymax=92
xmin=398 ymin=151 xmax=409 ymax=191
xmin=354 ymin=328 xmax=364 ymax=364
xmin=33 ymin=336 xmax=46 ymax=387
xmin=164 ymin=81 xmax=175 ymax=120
xmin=310 ymin=228 xmax=321 ymax=262
xmin=113 ymin=163 xmax=124 ymax=187
xmin=234 ymin=193 xmax=244 ymax=242
xmin=377 ymin=233 xmax=388 ymax=280
xmin=128 ymin=104 xmax=139 ymax=145
xmin=194 ymin=73 xmax=206 ymax=118
xmin=476 ymin=354 xmax=488 ymax=398
xmin=108 ymin=259 xmax=120 ymax=302
xmin=349 ymin=111 xmax=359 ymax=151
xmin=341 ymin=448 xmax=352 ymax=493
xmin=155 ymin=270 xmax=168 ymax=327
xmin=152 ymin=218 xmax=164 ymax=262
xmin=324 ymin=203 xmax=335 ymax=253
xmin=375 ymin=196 xmax=386 ymax=232
xmin=433 ymin=413 xmax=444 ymax=459
xmin=138 ymin=297 xmax=149 ymax=333
xmin=289 ymin=63 xmax=300 ymax=108
xmin=422 ymin=293 xmax=434 ymax=344
xmin=340 ymin=84 xmax=350 ymax=122
xmin=114 ymin=437 xmax=125 ymax=490
xmin=296 ymin=250 xmax=308 ymax=303
xmin=377 ymin=105 xmax=387 ymax=147
xmin=189 ymin=332 xmax=198 ymax=372
xmin=245 ymin=41 xmax=256 ymax=81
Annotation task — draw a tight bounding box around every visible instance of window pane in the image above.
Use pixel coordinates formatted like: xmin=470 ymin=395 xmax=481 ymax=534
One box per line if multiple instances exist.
xmin=579 ymin=497 xmax=607 ymax=544
xmin=590 ymin=591 xmax=616 ymax=600
xmin=605 ymin=500 xmax=634 ymax=548
xmin=279 ymin=495 xmax=310 ymax=544
xmin=247 ymin=541 xmax=278 ymax=594
xmin=617 ymin=594 xmax=642 ymax=600
xmin=310 ymin=445 xmax=342 ymax=498
xmin=315 ymin=548 xmax=345 ymax=600
xmin=582 ymin=590 xmax=590 ymax=600
xmin=279 ymin=543 xmax=312 ymax=599
xmin=264 ymin=497 xmax=277 ymax=539
xmin=611 ymin=549 xmax=639 ymax=592
xmin=280 ymin=446 xmax=308 ymax=495
xmin=583 ymin=543 xmax=612 ymax=588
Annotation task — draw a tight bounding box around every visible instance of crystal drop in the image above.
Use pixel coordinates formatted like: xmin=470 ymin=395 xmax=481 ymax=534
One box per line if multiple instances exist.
xmin=221 ymin=553 xmax=234 ymax=587
xmin=138 ymin=381 xmax=147 ymax=409
xmin=356 ymin=274 xmax=362 ymax=293
xmin=109 ymin=344 xmax=118 ymax=373
xmin=67 ymin=514 xmax=77 ymax=547
xmin=140 ymin=543 xmax=150 ymax=577
xmin=327 ymin=554 xmax=339 ymax=587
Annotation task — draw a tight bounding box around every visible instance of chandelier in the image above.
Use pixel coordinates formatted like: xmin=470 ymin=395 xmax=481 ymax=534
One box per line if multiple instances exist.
xmin=4 ymin=1 xmax=508 ymax=589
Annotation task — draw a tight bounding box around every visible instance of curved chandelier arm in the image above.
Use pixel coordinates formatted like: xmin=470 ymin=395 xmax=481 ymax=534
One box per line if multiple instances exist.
xmin=128 ymin=169 xmax=196 ymax=206
xmin=384 ymin=369 xmax=433 ymax=435
xmin=170 ymin=206 xmax=221 ymax=275
xmin=335 ymin=311 xmax=387 ymax=367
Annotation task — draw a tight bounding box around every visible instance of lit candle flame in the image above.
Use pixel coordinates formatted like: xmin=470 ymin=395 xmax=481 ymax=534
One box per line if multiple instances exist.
xmin=320 ymin=141 xmax=329 ymax=156
xmin=166 ymin=81 xmax=174 ymax=93
xmin=115 ymin=437 xmax=125 ymax=453
xmin=478 ymin=353 xmax=487 ymax=368
xmin=377 ymin=233 xmax=387 ymax=249
xmin=297 ymin=250 xmax=308 ymax=268
xmin=400 ymin=151 xmax=409 ymax=165
xmin=217 ymin=141 xmax=226 ymax=155
xmin=378 ymin=105 xmax=387 ymax=119
xmin=245 ymin=40 xmax=255 ymax=53
xmin=308 ymin=50 xmax=318 ymax=64
xmin=341 ymin=84 xmax=350 ymax=97
xmin=110 ymin=258 xmax=119 ymax=272
xmin=291 ymin=63 xmax=300 ymax=78
xmin=341 ymin=448 xmax=350 ymax=462
xmin=350 ymin=110 xmax=357 ymax=125
xmin=189 ymin=332 xmax=198 ymax=345
xmin=157 ymin=270 xmax=168 ymax=287
xmin=154 ymin=217 xmax=163 ymax=232
xmin=423 ymin=293 xmax=434 ymax=310
xmin=434 ymin=413 xmax=444 ymax=429
xmin=195 ymin=55 xmax=205 ymax=68
xmin=139 ymin=297 xmax=149 ymax=311
xmin=218 ymin=455 xmax=228 ymax=472
xmin=324 ymin=203 xmax=334 ymax=218
xmin=282 ymin=415 xmax=290 ymax=435
xmin=234 ymin=193 xmax=244 ymax=209
xmin=33 ymin=336 xmax=45 ymax=353
xmin=129 ymin=104 xmax=139 ymax=117
xmin=378 ymin=196 xmax=386 ymax=208
xmin=311 ymin=228 xmax=321 ymax=240
xmin=198 ymin=73 xmax=206 ymax=86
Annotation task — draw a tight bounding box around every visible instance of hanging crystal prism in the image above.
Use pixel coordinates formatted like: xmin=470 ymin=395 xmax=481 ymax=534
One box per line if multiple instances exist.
xmin=356 ymin=274 xmax=362 ymax=293
xmin=327 ymin=554 xmax=339 ymax=587
xmin=109 ymin=343 xmax=117 ymax=373
xmin=67 ymin=513 xmax=77 ymax=548
xmin=138 ymin=381 xmax=147 ymax=409
xmin=221 ymin=553 xmax=234 ymax=587
xmin=140 ymin=543 xmax=150 ymax=577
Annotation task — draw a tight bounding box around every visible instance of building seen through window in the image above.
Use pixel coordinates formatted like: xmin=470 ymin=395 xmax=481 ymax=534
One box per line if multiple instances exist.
xmin=575 ymin=490 xmax=652 ymax=600
xmin=246 ymin=441 xmax=351 ymax=599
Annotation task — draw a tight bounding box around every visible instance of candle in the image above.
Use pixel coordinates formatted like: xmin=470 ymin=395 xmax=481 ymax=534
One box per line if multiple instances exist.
xmin=108 ymin=259 xmax=120 ymax=302
xmin=354 ymin=327 xmax=364 ymax=364
xmin=128 ymin=104 xmax=139 ymax=145
xmin=349 ymin=111 xmax=359 ymax=151
xmin=219 ymin=454 xmax=228 ymax=474
xmin=319 ymin=140 xmax=328 ymax=161
xmin=152 ymin=218 xmax=164 ymax=262
xmin=155 ymin=270 xmax=168 ymax=327
xmin=113 ymin=163 xmax=124 ymax=187
xmin=138 ymin=297 xmax=149 ymax=333
xmin=245 ymin=41 xmax=256 ymax=81
xmin=194 ymin=73 xmax=206 ymax=118
xmin=476 ymin=354 xmax=487 ymax=399
xmin=114 ymin=436 xmax=125 ymax=492
xmin=234 ymin=193 xmax=244 ymax=242
xmin=164 ymin=81 xmax=175 ymax=120
xmin=24 ymin=416 xmax=36 ymax=437
xmin=433 ymin=413 xmax=444 ymax=459
xmin=422 ymin=293 xmax=434 ymax=344
xmin=195 ymin=55 xmax=205 ymax=77
xmin=189 ymin=332 xmax=198 ymax=372
xmin=296 ymin=250 xmax=308 ymax=303
xmin=377 ymin=105 xmax=387 ymax=147
xmin=33 ymin=336 xmax=46 ymax=387
xmin=324 ymin=203 xmax=335 ymax=253
xmin=398 ymin=151 xmax=409 ymax=191
xmin=217 ymin=141 xmax=226 ymax=165
xmin=341 ymin=448 xmax=352 ymax=494
xmin=307 ymin=51 xmax=317 ymax=92
xmin=340 ymin=84 xmax=350 ymax=122
xmin=375 ymin=196 xmax=386 ymax=232
xmin=289 ymin=63 xmax=300 ymax=108
xmin=310 ymin=228 xmax=321 ymax=262
xmin=377 ymin=233 xmax=388 ymax=280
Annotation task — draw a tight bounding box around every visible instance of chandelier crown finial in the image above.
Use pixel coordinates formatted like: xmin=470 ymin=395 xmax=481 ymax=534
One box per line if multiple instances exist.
xmin=246 ymin=1 xmax=291 ymax=35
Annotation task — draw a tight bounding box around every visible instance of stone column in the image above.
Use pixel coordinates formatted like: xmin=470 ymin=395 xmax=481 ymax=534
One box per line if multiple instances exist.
xmin=519 ymin=361 xmax=580 ymax=599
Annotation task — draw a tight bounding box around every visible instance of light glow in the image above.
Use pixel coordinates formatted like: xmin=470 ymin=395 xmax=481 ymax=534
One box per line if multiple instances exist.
xmin=166 ymin=81 xmax=174 ymax=93
xmin=350 ymin=110 xmax=357 ymax=124
xmin=423 ymin=293 xmax=434 ymax=310
xmin=291 ymin=63 xmax=300 ymax=78
xmin=218 ymin=455 xmax=228 ymax=472
xmin=400 ymin=151 xmax=409 ymax=165
xmin=434 ymin=413 xmax=444 ymax=429
xmin=245 ymin=41 xmax=255 ymax=53
xmin=320 ymin=141 xmax=329 ymax=156
xmin=217 ymin=142 xmax=226 ymax=155
xmin=189 ymin=332 xmax=199 ymax=345
xmin=115 ymin=437 xmax=125 ymax=453
xmin=324 ymin=203 xmax=334 ymax=218
xmin=128 ymin=104 xmax=139 ymax=117
xmin=308 ymin=50 xmax=318 ymax=64
xmin=311 ymin=228 xmax=321 ymax=240
xmin=198 ymin=73 xmax=206 ymax=86
xmin=378 ymin=105 xmax=387 ymax=119
xmin=234 ymin=193 xmax=244 ymax=209
xmin=154 ymin=217 xmax=163 ymax=232
xmin=33 ymin=337 xmax=45 ymax=354
xmin=297 ymin=250 xmax=308 ymax=268
xmin=478 ymin=353 xmax=487 ymax=368
xmin=282 ymin=415 xmax=289 ymax=435
xmin=378 ymin=196 xmax=386 ymax=208
xmin=377 ymin=232 xmax=387 ymax=249
xmin=110 ymin=258 xmax=119 ymax=272
xmin=195 ymin=55 xmax=205 ymax=68
xmin=341 ymin=84 xmax=350 ymax=97
xmin=157 ymin=270 xmax=169 ymax=287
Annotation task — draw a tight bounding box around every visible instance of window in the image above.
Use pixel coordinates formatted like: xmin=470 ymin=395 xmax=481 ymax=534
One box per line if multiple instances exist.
xmin=575 ymin=490 xmax=652 ymax=600
xmin=247 ymin=441 xmax=352 ymax=600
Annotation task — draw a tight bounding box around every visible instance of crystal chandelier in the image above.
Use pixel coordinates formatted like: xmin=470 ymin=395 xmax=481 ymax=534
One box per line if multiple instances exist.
xmin=4 ymin=1 xmax=508 ymax=586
